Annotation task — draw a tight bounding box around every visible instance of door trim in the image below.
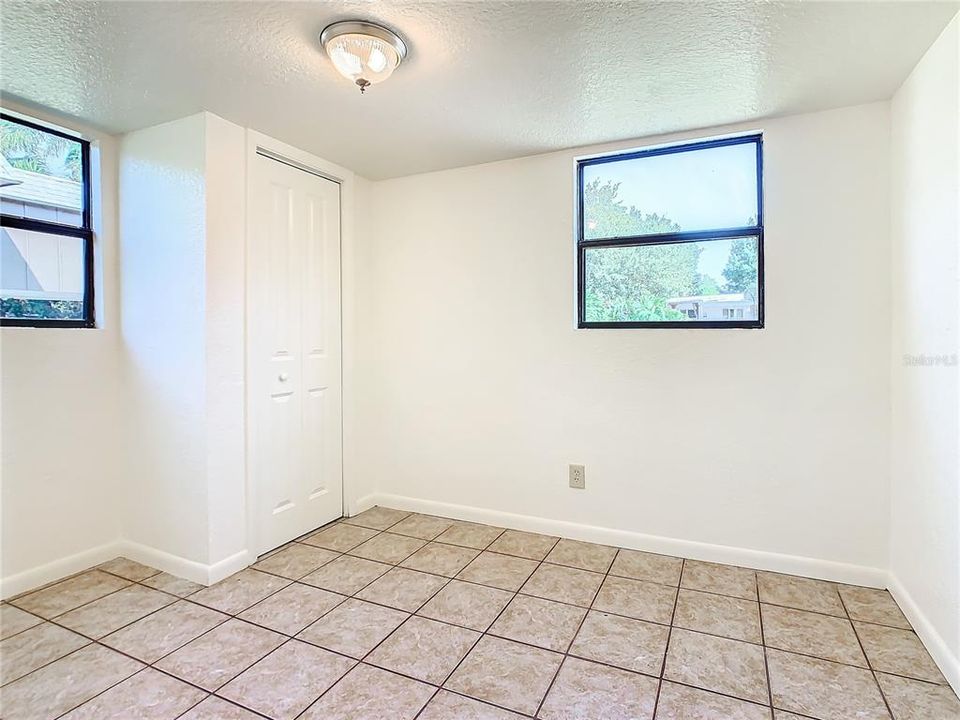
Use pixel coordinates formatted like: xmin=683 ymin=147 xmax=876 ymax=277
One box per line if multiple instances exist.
xmin=255 ymin=148 xmax=343 ymax=184
xmin=244 ymin=130 xmax=356 ymax=559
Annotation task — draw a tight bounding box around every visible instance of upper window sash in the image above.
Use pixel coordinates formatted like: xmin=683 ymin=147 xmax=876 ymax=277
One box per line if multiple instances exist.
xmin=577 ymin=134 xmax=763 ymax=247
xmin=0 ymin=112 xmax=92 ymax=234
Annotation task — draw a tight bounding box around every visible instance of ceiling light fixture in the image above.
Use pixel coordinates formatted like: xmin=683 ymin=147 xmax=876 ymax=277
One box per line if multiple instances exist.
xmin=319 ymin=20 xmax=407 ymax=94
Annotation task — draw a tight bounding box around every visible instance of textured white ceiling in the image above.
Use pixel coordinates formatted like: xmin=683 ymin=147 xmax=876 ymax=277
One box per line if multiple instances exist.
xmin=1 ymin=1 xmax=956 ymax=179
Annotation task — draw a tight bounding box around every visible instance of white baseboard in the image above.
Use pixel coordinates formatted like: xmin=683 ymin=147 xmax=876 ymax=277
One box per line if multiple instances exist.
xmin=118 ymin=541 xmax=252 ymax=586
xmin=0 ymin=493 xmax=891 ymax=607
xmin=349 ymin=494 xmax=379 ymax=517
xmin=207 ymin=549 xmax=253 ymax=585
xmin=369 ymin=493 xmax=889 ymax=588
xmin=888 ymin=572 xmax=960 ymax=694
xmin=1 ymin=540 xmax=255 ymax=599
xmin=1 ymin=540 xmax=124 ymax=599
xmin=115 ymin=540 xmax=211 ymax=585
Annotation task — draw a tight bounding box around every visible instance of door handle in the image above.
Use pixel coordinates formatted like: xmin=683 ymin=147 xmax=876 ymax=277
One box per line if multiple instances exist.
xmin=278 ymin=373 xmax=289 ymax=382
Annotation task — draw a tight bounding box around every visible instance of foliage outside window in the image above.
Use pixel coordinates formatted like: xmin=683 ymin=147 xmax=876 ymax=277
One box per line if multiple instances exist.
xmin=577 ymin=135 xmax=763 ymax=328
xmin=0 ymin=113 xmax=93 ymax=327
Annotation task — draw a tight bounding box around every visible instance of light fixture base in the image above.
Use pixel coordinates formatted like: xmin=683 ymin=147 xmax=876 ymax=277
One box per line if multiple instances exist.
xmin=319 ymin=20 xmax=408 ymax=62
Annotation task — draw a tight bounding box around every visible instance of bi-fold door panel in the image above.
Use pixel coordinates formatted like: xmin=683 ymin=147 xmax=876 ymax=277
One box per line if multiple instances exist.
xmin=250 ymin=152 xmax=342 ymax=555
xmin=301 ymin=177 xmax=342 ymax=512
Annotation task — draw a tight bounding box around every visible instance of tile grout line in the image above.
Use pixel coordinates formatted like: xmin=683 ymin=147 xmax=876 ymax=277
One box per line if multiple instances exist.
xmin=287 ymin=515 xmax=463 ymax=720
xmin=7 ymin=636 xmax=124 ymax=716
xmin=756 ymin=566 xmax=776 ymax=719
xmin=3 ymin=562 xmax=125 ymax=604
xmin=54 ymin=545 xmax=370 ymax=716
xmin=54 ymin=617 xmax=288 ymax=719
xmin=215 ymin=517 xmax=434 ymax=719
xmin=214 ymin=637 xmax=314 ymax=716
xmin=13 ymin=556 xmax=293 ymax=657
xmin=408 ymin=526 xmax=514 ymax=720
xmin=8 ymin=575 xmax=148 ymax=634
xmin=1 ymin=567 xmax=204 ymax=695
xmin=0 ymin=605 xmax=50 ymax=642
xmin=439 ymin=532 xmax=563 ymax=718
xmin=173 ymin=694 xmax=273 ymax=720
xmin=2 ymin=634 xmax=97 ymax=690
xmin=532 ymin=540 xmax=616 ymax=718
xmin=135 ymin=516 xmax=408 ymax=720
xmin=840 ymin=591 xmax=897 ymax=720
xmin=47 ymin=666 xmax=207 ymax=720
xmin=650 ymin=556 xmax=685 ymax=718
xmin=486 ymin=534 xmax=566 ymax=715
xmin=40 ymin=627 xmax=278 ymax=720
xmin=381 ymin=529 xmax=571 ymax=717
xmin=289 ymin=516 xmax=540 ymax=720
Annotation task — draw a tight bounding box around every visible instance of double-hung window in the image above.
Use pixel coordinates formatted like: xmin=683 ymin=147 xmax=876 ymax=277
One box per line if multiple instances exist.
xmin=1 ymin=113 xmax=94 ymax=327
xmin=577 ymin=134 xmax=763 ymax=328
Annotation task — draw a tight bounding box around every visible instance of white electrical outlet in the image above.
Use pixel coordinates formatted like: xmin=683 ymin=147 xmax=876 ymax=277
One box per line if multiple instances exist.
xmin=569 ymin=464 xmax=585 ymax=489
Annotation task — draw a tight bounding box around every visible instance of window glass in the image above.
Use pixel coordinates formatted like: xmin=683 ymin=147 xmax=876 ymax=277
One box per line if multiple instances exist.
xmin=0 ymin=227 xmax=86 ymax=320
xmin=582 ymin=140 xmax=758 ymax=240
xmin=583 ymin=237 xmax=759 ymax=323
xmin=0 ymin=118 xmax=84 ymax=227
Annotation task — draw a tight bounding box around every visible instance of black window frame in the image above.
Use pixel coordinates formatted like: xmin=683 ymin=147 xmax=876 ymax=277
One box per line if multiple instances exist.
xmin=0 ymin=112 xmax=94 ymax=328
xmin=576 ymin=134 xmax=764 ymax=329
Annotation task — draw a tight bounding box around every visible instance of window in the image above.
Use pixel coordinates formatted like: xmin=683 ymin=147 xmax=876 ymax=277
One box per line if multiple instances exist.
xmin=577 ymin=134 xmax=763 ymax=328
xmin=1 ymin=113 xmax=93 ymax=327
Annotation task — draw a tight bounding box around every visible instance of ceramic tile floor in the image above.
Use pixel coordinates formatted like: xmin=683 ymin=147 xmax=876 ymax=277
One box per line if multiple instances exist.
xmin=2 ymin=506 xmax=959 ymax=720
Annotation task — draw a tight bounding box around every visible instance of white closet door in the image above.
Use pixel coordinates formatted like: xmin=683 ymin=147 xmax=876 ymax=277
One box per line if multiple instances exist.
xmin=249 ymin=152 xmax=342 ymax=555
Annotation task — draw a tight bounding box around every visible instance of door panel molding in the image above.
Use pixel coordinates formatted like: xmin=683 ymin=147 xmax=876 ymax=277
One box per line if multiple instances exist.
xmin=246 ymin=138 xmax=346 ymax=557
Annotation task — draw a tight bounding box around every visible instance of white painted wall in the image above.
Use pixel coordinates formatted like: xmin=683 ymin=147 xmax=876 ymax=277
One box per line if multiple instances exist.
xmin=345 ymin=174 xmax=379 ymax=510
xmin=120 ymin=112 xmax=248 ymax=580
xmin=889 ymin=14 xmax=960 ymax=690
xmin=0 ymin=104 xmax=123 ymax=595
xmin=358 ymin=103 xmax=892 ymax=576
xmin=204 ymin=116 xmax=248 ymax=566
xmin=120 ymin=114 xmax=210 ymax=565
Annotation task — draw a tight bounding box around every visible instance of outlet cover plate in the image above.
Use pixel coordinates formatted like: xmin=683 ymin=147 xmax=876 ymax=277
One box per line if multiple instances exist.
xmin=569 ymin=464 xmax=585 ymax=489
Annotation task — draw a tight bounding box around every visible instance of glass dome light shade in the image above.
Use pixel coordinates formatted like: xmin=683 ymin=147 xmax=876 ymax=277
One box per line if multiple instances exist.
xmin=320 ymin=22 xmax=407 ymax=92
xmin=327 ymin=34 xmax=398 ymax=85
